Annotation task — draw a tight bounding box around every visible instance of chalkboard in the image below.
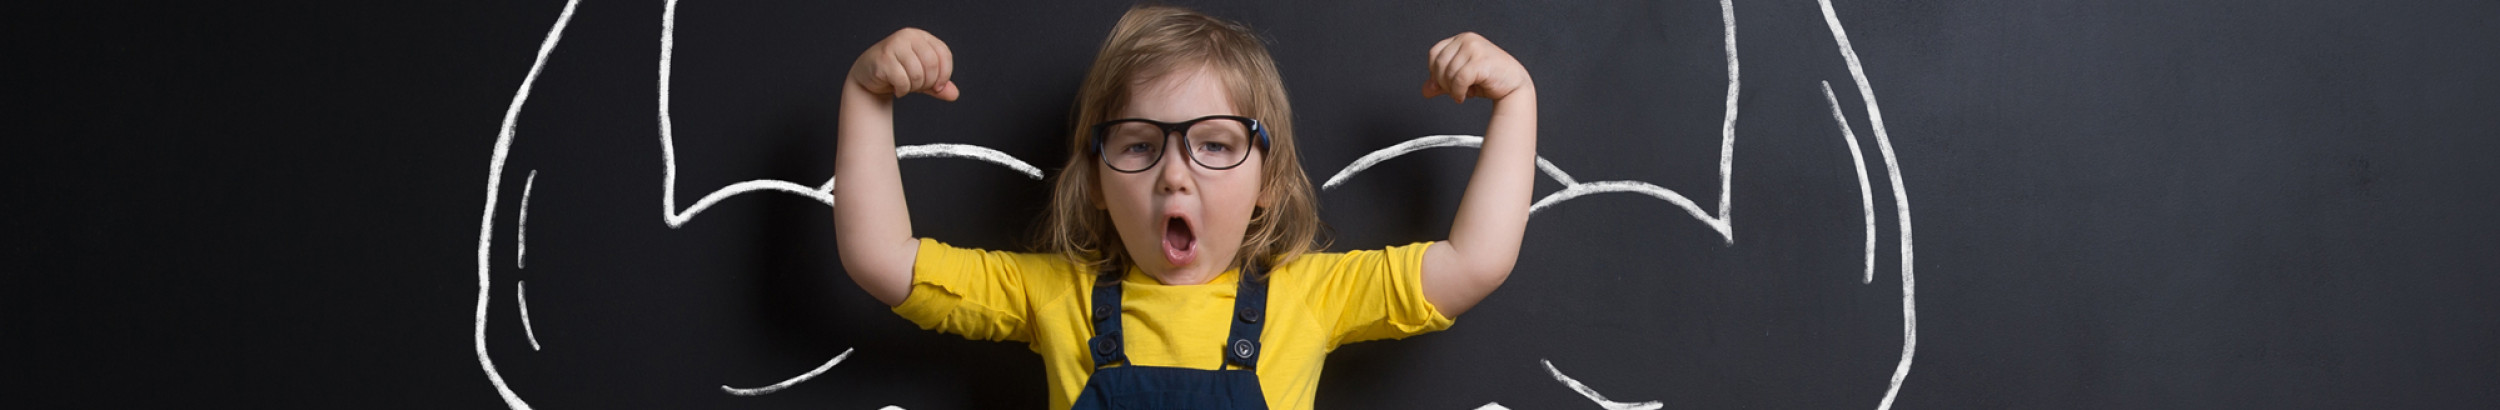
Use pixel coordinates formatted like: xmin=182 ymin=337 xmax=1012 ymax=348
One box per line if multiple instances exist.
xmin=14 ymin=0 xmax=2499 ymax=408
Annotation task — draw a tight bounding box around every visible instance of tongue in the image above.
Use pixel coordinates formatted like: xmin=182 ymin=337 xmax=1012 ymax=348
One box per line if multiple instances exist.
xmin=1162 ymin=218 xmax=1197 ymax=267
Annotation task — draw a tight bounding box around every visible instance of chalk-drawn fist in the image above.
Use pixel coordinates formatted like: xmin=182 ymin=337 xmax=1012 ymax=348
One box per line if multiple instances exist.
xmin=848 ymin=28 xmax=959 ymax=101
xmin=1422 ymin=32 xmax=1533 ymax=103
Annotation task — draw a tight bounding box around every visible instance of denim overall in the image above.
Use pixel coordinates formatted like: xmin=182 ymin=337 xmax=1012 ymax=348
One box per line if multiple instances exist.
xmin=1068 ymin=263 xmax=1271 ymax=410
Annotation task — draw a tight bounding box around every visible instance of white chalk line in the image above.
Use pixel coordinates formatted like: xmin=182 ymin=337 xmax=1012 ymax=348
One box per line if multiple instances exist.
xmin=1822 ymin=83 xmax=1875 ymax=284
xmin=657 ymin=0 xmax=1039 ymax=229
xmin=519 ymin=281 xmax=542 ymax=351
xmin=657 ymin=144 xmax=1039 ymax=230
xmin=896 ymin=143 xmax=1046 ymax=177
xmin=722 ymin=347 xmax=855 ymax=396
xmin=1713 ymin=0 xmax=1740 ymax=245
xmin=1318 ymin=136 xmax=1719 ymax=230
xmin=475 ymin=0 xmax=579 ymax=408
xmin=520 ymin=170 xmax=535 ymax=270
xmin=1544 ymin=359 xmax=1663 ymax=410
xmin=1820 ymin=1 xmax=1917 ymax=409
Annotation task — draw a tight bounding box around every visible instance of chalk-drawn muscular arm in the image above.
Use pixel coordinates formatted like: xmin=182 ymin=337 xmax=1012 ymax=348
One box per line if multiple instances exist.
xmin=834 ymin=28 xmax=961 ymax=307
xmin=1418 ymin=32 xmax=1537 ymax=317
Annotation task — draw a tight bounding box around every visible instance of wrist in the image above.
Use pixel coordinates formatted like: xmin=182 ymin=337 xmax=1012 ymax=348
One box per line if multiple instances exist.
xmin=1492 ymin=85 xmax=1536 ymax=112
xmin=837 ymin=78 xmax=896 ymax=141
xmin=841 ymin=79 xmax=899 ymax=116
xmin=842 ymin=78 xmax=885 ymax=101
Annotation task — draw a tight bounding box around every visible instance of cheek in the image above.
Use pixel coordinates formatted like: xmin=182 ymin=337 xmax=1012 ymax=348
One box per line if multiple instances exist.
xmin=1098 ymin=173 xmax=1152 ymax=213
xmin=1205 ymin=171 xmax=1265 ymax=230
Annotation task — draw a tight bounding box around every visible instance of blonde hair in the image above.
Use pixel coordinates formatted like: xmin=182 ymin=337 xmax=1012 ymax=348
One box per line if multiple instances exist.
xmin=1039 ymin=4 xmax=1328 ymax=275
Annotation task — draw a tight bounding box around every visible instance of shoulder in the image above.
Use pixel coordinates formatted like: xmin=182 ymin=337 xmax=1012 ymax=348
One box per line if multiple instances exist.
xmin=1269 ymin=242 xmax=1433 ymax=283
xmin=917 ymin=238 xmax=1076 ymax=268
xmin=907 ymin=238 xmax=1097 ymax=306
xmin=912 ymin=238 xmax=1095 ymax=291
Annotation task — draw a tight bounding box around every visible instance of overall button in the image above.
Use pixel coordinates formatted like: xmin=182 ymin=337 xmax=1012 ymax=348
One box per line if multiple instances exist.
xmin=1237 ymin=307 xmax=1262 ymax=323
xmin=1231 ymin=338 xmax=1258 ymax=360
xmin=1091 ymin=333 xmax=1122 ymax=357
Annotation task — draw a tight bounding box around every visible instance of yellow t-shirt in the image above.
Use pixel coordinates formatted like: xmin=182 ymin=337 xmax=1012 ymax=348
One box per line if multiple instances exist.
xmin=894 ymin=238 xmax=1454 ymax=410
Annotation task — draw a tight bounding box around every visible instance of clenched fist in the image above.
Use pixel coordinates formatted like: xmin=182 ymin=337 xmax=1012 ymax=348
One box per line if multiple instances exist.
xmin=848 ymin=28 xmax=960 ymax=101
xmin=1421 ymin=32 xmax=1533 ymax=103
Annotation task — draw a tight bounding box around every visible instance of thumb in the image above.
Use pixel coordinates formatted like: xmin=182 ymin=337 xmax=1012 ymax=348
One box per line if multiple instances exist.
xmin=928 ymin=81 xmax=961 ymax=102
xmin=1421 ymin=80 xmax=1443 ymax=98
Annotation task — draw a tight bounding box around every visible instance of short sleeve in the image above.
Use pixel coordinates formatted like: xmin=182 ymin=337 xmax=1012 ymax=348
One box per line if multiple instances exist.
xmin=1305 ymin=242 xmax=1456 ymax=347
xmin=890 ymin=238 xmax=1059 ymax=343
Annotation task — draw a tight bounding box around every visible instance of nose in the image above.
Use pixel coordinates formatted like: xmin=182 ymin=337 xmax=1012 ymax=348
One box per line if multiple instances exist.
xmin=1155 ymin=134 xmax=1196 ymax=195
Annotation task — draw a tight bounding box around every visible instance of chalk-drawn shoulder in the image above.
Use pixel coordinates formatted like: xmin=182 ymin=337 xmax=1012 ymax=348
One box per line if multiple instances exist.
xmin=1313 ymin=2 xmax=1917 ymax=409
xmin=1818 ymin=2 xmax=1918 ymax=408
xmin=473 ymin=0 xmax=579 ymax=408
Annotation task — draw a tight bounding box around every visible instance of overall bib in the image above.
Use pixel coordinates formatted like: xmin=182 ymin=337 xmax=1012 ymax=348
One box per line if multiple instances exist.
xmin=1068 ymin=263 xmax=1272 ymax=410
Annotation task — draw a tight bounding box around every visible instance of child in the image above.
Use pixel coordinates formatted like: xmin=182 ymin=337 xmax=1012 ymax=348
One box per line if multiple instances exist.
xmin=832 ymin=4 xmax=1535 ymax=409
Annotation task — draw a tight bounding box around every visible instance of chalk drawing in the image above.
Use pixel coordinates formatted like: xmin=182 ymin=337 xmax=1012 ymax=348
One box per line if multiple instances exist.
xmin=1325 ymin=1 xmax=1922 ymax=408
xmin=657 ymin=0 xmax=1043 ymax=230
xmin=1545 ymin=359 xmax=1664 ymax=410
xmin=474 ymin=0 xmax=1050 ymax=404
xmin=657 ymin=0 xmax=1038 ymax=397
xmin=1819 ymin=0 xmax=1918 ymax=408
xmin=520 ymin=170 xmax=536 ymax=269
xmin=722 ymin=348 xmax=854 ymax=396
xmin=481 ymin=0 xmax=1044 ymax=405
xmin=1320 ymin=0 xmax=1740 ymax=245
xmin=1821 ymin=83 xmax=1875 ymax=284
xmin=520 ymin=280 xmax=542 ymax=351
xmin=1323 ymin=135 xmax=1729 ymax=242
xmin=473 ymin=0 xmax=577 ymax=407
xmin=476 ymin=0 xmax=1916 ymax=407
xmin=1711 ymin=0 xmax=1740 ymax=244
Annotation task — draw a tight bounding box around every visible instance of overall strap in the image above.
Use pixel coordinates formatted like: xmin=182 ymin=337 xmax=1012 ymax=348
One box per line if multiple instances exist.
xmin=1088 ymin=269 xmax=1126 ymax=368
xmin=1224 ymin=262 xmax=1270 ymax=370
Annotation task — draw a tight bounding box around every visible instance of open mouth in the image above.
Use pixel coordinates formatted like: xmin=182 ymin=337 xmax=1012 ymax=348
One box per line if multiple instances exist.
xmin=1161 ymin=215 xmax=1198 ymax=268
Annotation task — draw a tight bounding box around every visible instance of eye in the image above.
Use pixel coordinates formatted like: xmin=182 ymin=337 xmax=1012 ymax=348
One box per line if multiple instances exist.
xmin=1122 ymin=143 xmax=1155 ymax=154
xmin=1199 ymin=142 xmax=1232 ymax=153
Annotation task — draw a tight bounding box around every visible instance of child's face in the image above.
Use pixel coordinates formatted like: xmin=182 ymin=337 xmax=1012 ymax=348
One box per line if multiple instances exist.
xmin=1098 ymin=64 xmax=1265 ymax=285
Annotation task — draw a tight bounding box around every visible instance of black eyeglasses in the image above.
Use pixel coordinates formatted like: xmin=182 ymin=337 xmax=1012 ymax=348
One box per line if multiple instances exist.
xmin=1090 ymin=115 xmax=1269 ymax=173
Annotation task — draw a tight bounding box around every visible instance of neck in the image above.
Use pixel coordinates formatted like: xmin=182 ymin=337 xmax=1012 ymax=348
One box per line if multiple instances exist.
xmin=1141 ymin=263 xmax=1227 ymax=286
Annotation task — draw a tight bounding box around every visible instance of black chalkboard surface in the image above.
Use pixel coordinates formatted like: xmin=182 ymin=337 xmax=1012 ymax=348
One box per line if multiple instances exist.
xmin=13 ymin=0 xmax=2498 ymax=408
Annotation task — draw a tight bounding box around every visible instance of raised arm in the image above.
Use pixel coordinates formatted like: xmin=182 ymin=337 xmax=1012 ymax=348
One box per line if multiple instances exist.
xmin=835 ymin=28 xmax=960 ymax=307
xmin=1419 ymin=32 xmax=1537 ymax=317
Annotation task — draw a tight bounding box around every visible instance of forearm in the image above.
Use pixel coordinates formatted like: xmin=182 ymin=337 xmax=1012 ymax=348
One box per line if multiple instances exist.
xmin=1445 ymin=88 xmax=1536 ymax=279
xmin=1427 ymin=88 xmax=1537 ymax=315
xmin=833 ymin=79 xmax=920 ymax=307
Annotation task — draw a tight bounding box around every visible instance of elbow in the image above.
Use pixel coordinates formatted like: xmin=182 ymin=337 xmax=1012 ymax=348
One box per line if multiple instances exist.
xmin=1443 ymin=240 xmax=1521 ymax=293
xmin=836 ymin=239 xmax=919 ymax=307
xmin=1462 ymin=251 xmax=1518 ymax=293
xmin=837 ymin=238 xmax=918 ymax=277
xmin=1476 ymin=258 xmax=1517 ymax=291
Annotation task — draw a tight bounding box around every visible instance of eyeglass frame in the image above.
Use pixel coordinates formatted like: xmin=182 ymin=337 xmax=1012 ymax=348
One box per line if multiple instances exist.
xmin=1088 ymin=115 xmax=1271 ymax=174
